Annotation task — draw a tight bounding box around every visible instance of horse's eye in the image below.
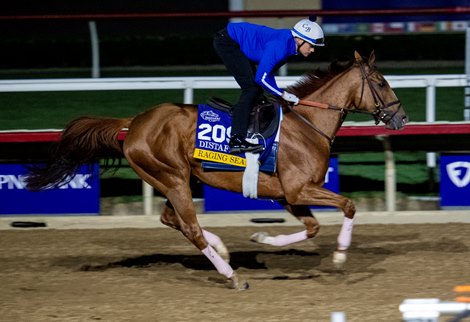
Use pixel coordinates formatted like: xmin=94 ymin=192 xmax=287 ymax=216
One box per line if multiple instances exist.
xmin=378 ymin=82 xmax=385 ymax=88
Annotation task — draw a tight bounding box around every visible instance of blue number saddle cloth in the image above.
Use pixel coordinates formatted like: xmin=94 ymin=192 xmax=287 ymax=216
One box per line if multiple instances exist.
xmin=193 ymin=97 xmax=282 ymax=173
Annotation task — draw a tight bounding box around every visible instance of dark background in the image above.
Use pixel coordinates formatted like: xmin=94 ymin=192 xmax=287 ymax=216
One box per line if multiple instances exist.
xmin=0 ymin=0 xmax=466 ymax=69
xmin=323 ymin=0 xmax=470 ymax=22
xmin=1 ymin=0 xmax=466 ymax=200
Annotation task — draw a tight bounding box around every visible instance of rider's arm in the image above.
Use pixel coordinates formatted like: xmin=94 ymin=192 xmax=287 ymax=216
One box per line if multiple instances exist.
xmin=255 ymin=43 xmax=300 ymax=105
xmin=255 ymin=41 xmax=287 ymax=97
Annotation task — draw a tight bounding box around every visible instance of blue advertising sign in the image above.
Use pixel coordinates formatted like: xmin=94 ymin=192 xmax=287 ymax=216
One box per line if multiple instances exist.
xmin=204 ymin=156 xmax=339 ymax=212
xmin=440 ymin=154 xmax=470 ymax=208
xmin=0 ymin=164 xmax=100 ymax=215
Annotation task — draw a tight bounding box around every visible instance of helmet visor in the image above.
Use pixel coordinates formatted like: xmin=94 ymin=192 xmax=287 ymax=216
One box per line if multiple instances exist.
xmin=312 ymin=37 xmax=325 ymax=46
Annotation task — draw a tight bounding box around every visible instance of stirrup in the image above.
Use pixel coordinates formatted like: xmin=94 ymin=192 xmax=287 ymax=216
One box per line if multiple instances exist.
xmin=229 ymin=144 xmax=264 ymax=155
xmin=229 ymin=135 xmax=263 ymax=154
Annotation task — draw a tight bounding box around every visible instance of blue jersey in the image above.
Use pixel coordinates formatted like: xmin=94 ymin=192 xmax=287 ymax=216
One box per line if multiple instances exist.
xmin=227 ymin=22 xmax=297 ymax=96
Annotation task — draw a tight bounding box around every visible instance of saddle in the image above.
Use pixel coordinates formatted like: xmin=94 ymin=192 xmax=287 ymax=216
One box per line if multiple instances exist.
xmin=193 ymin=96 xmax=282 ymax=173
xmin=207 ymin=96 xmax=280 ymax=139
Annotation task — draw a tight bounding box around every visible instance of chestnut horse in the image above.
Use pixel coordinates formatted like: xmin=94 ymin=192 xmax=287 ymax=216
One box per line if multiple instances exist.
xmin=25 ymin=51 xmax=407 ymax=290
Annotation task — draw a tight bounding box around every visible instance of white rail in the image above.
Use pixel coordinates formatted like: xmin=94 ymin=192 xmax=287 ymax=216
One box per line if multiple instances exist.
xmin=0 ymin=74 xmax=465 ymax=125
xmin=400 ymin=298 xmax=470 ymax=321
xmin=0 ymin=74 xmax=465 ymax=127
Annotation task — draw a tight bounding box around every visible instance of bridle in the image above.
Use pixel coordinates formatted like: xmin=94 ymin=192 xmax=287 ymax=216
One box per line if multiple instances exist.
xmin=356 ymin=62 xmax=402 ymax=125
xmin=287 ymin=61 xmax=402 ymax=144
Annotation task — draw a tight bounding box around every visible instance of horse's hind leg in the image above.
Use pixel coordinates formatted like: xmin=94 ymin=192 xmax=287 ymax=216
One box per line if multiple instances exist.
xmin=128 ymin=161 xmax=246 ymax=289
xmin=250 ymin=204 xmax=319 ymax=246
xmin=202 ymin=229 xmax=230 ymax=263
xmin=160 ymin=200 xmax=230 ymax=262
xmin=163 ymin=186 xmax=248 ymax=289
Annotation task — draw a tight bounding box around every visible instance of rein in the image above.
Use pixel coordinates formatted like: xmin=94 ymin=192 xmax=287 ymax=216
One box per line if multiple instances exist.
xmin=287 ymin=100 xmax=346 ymax=144
xmin=288 ymin=61 xmax=402 ymax=144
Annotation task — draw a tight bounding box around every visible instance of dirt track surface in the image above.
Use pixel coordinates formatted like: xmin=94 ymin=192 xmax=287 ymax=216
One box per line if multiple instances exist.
xmin=1 ymin=223 xmax=469 ymax=322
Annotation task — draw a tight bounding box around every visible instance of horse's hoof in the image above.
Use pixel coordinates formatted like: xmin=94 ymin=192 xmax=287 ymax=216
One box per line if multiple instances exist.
xmin=332 ymin=250 xmax=347 ymax=269
xmin=226 ymin=273 xmax=250 ymax=290
xmin=250 ymin=231 xmax=268 ymax=243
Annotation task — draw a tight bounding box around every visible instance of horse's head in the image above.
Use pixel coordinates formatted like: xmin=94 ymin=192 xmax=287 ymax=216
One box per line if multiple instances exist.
xmin=351 ymin=51 xmax=408 ymax=130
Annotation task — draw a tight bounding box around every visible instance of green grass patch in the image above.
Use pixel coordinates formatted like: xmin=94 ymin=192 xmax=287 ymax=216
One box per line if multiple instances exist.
xmin=0 ymin=87 xmax=465 ymax=129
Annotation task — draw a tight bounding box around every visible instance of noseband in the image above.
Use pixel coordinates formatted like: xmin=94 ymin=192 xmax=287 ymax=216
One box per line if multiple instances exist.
xmin=289 ymin=61 xmax=402 ymax=144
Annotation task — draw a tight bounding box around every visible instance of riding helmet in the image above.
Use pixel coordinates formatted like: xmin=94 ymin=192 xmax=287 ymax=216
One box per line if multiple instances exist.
xmin=291 ymin=16 xmax=325 ymax=47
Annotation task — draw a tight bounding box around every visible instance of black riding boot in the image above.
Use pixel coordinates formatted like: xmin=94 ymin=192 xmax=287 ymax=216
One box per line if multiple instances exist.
xmin=228 ymin=134 xmax=264 ymax=154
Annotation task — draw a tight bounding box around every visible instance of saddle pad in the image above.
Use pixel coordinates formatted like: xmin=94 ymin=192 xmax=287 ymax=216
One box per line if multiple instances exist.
xmin=193 ymin=103 xmax=282 ymax=172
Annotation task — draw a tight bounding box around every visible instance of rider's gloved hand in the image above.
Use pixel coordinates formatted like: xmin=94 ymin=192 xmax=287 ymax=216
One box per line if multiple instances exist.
xmin=281 ymin=91 xmax=300 ymax=105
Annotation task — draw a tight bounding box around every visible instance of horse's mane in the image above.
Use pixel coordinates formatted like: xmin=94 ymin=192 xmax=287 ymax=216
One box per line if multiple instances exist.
xmin=287 ymin=59 xmax=356 ymax=98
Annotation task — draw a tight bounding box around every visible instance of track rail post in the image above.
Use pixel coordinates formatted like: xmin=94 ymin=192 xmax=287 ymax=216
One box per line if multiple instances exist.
xmin=377 ymin=135 xmax=396 ymax=212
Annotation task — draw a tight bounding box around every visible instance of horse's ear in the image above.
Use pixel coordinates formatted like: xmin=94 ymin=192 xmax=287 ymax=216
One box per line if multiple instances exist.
xmin=368 ymin=50 xmax=376 ymax=65
xmin=354 ymin=51 xmax=362 ymax=62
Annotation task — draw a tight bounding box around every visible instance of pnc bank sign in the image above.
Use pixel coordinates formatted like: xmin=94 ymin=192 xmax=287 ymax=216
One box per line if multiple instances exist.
xmin=440 ymin=155 xmax=470 ymax=208
xmin=0 ymin=174 xmax=94 ymax=190
xmin=0 ymin=164 xmax=100 ymax=215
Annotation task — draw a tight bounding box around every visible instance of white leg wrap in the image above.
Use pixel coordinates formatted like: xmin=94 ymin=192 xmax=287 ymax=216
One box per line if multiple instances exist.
xmin=203 ymin=229 xmax=229 ymax=262
xmin=270 ymin=230 xmax=308 ymax=246
xmin=252 ymin=230 xmax=308 ymax=246
xmin=202 ymin=229 xmax=222 ymax=247
xmin=201 ymin=246 xmax=234 ymax=278
xmin=337 ymin=217 xmax=354 ymax=251
xmin=242 ymin=149 xmax=260 ymax=199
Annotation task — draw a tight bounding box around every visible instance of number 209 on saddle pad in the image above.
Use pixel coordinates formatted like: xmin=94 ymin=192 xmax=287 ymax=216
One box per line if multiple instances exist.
xmin=193 ymin=103 xmax=281 ymax=172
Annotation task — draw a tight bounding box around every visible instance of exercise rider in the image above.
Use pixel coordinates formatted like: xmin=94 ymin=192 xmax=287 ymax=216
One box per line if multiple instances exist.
xmin=213 ymin=16 xmax=325 ymax=154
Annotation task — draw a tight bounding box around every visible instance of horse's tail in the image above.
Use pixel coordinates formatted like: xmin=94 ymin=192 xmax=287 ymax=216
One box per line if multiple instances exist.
xmin=25 ymin=116 xmax=132 ymax=191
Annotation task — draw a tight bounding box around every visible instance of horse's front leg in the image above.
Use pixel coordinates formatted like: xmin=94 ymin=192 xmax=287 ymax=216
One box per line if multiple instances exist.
xmin=284 ymin=203 xmax=321 ymax=238
xmin=250 ymin=204 xmax=319 ymax=246
xmin=286 ymin=184 xmax=356 ymax=268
